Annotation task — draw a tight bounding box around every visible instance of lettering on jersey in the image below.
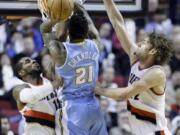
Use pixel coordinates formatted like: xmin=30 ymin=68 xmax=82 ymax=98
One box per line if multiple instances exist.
xmin=42 ymin=91 xmax=58 ymax=101
xmin=68 ymin=51 xmax=98 ymax=68
xmin=129 ymin=73 xmax=140 ymax=100
xmin=129 ymin=73 xmax=140 ymax=84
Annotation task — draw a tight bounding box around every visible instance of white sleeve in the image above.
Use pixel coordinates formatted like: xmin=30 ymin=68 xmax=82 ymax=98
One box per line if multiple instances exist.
xmin=19 ymin=81 xmax=53 ymax=104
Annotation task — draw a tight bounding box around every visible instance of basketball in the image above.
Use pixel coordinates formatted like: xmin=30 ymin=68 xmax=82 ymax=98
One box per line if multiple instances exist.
xmin=38 ymin=0 xmax=74 ymax=21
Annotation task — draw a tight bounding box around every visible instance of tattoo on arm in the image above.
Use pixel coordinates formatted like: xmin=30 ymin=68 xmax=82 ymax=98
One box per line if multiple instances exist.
xmin=47 ymin=40 xmax=67 ymax=67
xmin=43 ymin=60 xmax=56 ymax=81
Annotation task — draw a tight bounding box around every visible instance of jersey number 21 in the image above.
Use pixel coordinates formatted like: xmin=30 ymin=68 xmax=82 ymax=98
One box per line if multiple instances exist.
xmin=76 ymin=66 xmax=93 ymax=85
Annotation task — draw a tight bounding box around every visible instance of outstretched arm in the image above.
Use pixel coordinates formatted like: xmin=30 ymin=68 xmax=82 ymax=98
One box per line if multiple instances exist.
xmin=103 ymin=0 xmax=137 ymax=64
xmin=95 ymin=68 xmax=165 ymax=101
xmin=74 ymin=2 xmax=103 ymax=51
xmin=13 ymin=77 xmax=62 ymax=106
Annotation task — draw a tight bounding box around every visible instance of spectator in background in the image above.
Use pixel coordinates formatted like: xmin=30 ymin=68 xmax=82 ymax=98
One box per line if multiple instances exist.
xmin=174 ymin=127 xmax=180 ymax=135
xmin=101 ymin=67 xmax=118 ymax=127
xmin=22 ymin=33 xmax=40 ymax=63
xmin=112 ymin=32 xmax=130 ymax=77
xmin=169 ymin=0 xmax=180 ymax=24
xmin=0 ymin=53 xmax=14 ymax=93
xmin=172 ymin=71 xmax=180 ymax=90
xmin=99 ymin=22 xmax=112 ymax=54
xmin=17 ymin=17 xmax=43 ymax=52
xmin=0 ymin=115 xmax=14 ymax=135
xmin=0 ymin=17 xmax=7 ymax=53
xmin=148 ymin=0 xmax=158 ymax=13
xmin=145 ymin=9 xmax=173 ymax=37
xmin=171 ymin=116 xmax=180 ymax=135
xmin=11 ymin=32 xmax=25 ymax=55
xmin=99 ymin=23 xmax=112 ymax=73
xmin=170 ymin=34 xmax=180 ymax=73
xmin=109 ymin=112 xmax=132 ymax=135
xmin=99 ymin=97 xmax=112 ymax=132
xmin=170 ymin=89 xmax=180 ymax=120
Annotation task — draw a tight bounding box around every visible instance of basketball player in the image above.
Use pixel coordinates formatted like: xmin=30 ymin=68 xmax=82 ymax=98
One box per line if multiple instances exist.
xmin=95 ymin=0 xmax=173 ymax=135
xmin=40 ymin=3 xmax=108 ymax=135
xmin=13 ymin=57 xmax=62 ymax=135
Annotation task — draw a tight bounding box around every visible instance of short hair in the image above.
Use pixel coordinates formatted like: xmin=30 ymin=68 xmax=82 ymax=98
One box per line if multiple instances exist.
xmin=68 ymin=11 xmax=88 ymax=40
xmin=149 ymin=33 xmax=173 ymax=65
xmin=14 ymin=60 xmax=23 ymax=80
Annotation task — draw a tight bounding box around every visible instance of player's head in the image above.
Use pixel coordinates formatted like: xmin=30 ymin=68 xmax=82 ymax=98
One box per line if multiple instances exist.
xmin=14 ymin=57 xmax=41 ymax=80
xmin=68 ymin=11 xmax=88 ymax=41
xmin=134 ymin=33 xmax=173 ymax=65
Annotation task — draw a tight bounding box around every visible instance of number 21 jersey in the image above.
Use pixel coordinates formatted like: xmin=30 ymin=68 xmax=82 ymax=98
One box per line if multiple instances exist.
xmin=55 ymin=39 xmax=99 ymax=100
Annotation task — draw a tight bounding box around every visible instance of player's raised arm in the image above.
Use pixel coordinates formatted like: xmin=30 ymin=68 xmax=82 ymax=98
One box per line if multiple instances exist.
xmin=103 ymin=0 xmax=137 ymax=64
xmin=95 ymin=68 xmax=165 ymax=101
xmin=47 ymin=40 xmax=67 ymax=67
xmin=13 ymin=77 xmax=62 ymax=106
xmin=74 ymin=2 xmax=103 ymax=51
xmin=40 ymin=20 xmax=68 ymax=45
xmin=40 ymin=19 xmax=68 ymax=67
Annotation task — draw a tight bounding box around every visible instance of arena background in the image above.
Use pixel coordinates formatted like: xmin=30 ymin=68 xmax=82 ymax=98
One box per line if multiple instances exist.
xmin=0 ymin=0 xmax=180 ymax=135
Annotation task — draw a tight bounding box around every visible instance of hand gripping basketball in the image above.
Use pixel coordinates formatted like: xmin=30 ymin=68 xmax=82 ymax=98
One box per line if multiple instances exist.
xmin=38 ymin=0 xmax=74 ymax=21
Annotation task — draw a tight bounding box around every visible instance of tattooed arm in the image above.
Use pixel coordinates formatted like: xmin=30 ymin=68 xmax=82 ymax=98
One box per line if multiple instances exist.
xmin=40 ymin=20 xmax=68 ymax=46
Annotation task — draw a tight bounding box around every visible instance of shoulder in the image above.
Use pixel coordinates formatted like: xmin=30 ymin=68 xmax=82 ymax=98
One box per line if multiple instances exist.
xmin=87 ymin=39 xmax=100 ymax=51
xmin=147 ymin=67 xmax=165 ymax=79
xmin=142 ymin=67 xmax=166 ymax=85
xmin=13 ymin=84 xmax=30 ymax=101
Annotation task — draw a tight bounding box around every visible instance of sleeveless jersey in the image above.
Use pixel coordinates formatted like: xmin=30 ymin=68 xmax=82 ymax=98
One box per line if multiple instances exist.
xmin=127 ymin=62 xmax=170 ymax=135
xmin=20 ymin=76 xmax=61 ymax=134
xmin=55 ymin=39 xmax=99 ymax=100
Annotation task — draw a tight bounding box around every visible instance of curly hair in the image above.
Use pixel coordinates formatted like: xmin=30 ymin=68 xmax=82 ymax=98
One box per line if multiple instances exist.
xmin=149 ymin=33 xmax=173 ymax=65
xmin=68 ymin=10 xmax=88 ymax=40
xmin=14 ymin=60 xmax=23 ymax=80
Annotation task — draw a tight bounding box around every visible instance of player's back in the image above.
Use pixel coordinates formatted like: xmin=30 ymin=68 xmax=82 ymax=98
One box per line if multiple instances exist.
xmin=55 ymin=40 xmax=108 ymax=135
xmin=56 ymin=39 xmax=99 ymax=100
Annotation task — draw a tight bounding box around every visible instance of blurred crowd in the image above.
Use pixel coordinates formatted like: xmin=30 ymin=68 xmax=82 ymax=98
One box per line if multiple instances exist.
xmin=0 ymin=0 xmax=180 ymax=135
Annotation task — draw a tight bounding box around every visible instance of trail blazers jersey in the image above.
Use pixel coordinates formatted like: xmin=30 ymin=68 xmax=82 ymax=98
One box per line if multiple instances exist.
xmin=127 ymin=62 xmax=171 ymax=135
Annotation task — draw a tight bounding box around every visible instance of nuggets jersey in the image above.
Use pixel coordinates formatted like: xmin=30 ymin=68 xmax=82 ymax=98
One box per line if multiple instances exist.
xmin=20 ymin=77 xmax=61 ymax=135
xmin=55 ymin=40 xmax=108 ymax=135
xmin=55 ymin=39 xmax=99 ymax=100
xmin=127 ymin=62 xmax=171 ymax=135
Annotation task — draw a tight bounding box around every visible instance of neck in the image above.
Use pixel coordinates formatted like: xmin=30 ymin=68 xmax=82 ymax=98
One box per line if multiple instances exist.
xmin=70 ymin=38 xmax=85 ymax=43
xmin=139 ymin=57 xmax=155 ymax=70
xmin=23 ymin=75 xmax=42 ymax=85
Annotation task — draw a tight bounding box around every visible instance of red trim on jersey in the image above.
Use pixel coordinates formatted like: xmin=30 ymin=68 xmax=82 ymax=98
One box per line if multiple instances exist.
xmin=23 ymin=110 xmax=55 ymax=122
xmin=128 ymin=100 xmax=156 ymax=119
xmin=155 ymin=130 xmax=165 ymax=135
xmin=160 ymin=130 xmax=165 ymax=135
xmin=127 ymin=100 xmax=157 ymax=124
xmin=150 ymin=88 xmax=165 ymax=96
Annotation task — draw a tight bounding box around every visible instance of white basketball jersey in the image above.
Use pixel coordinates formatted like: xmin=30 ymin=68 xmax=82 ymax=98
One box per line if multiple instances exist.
xmin=20 ymin=77 xmax=61 ymax=135
xmin=127 ymin=62 xmax=171 ymax=135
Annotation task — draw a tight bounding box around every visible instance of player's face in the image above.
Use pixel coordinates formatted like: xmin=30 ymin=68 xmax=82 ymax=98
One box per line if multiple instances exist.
xmin=20 ymin=57 xmax=41 ymax=74
xmin=134 ymin=37 xmax=152 ymax=60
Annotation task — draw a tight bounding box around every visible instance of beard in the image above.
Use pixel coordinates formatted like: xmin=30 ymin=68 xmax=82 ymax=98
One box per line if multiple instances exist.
xmin=28 ymin=68 xmax=42 ymax=79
